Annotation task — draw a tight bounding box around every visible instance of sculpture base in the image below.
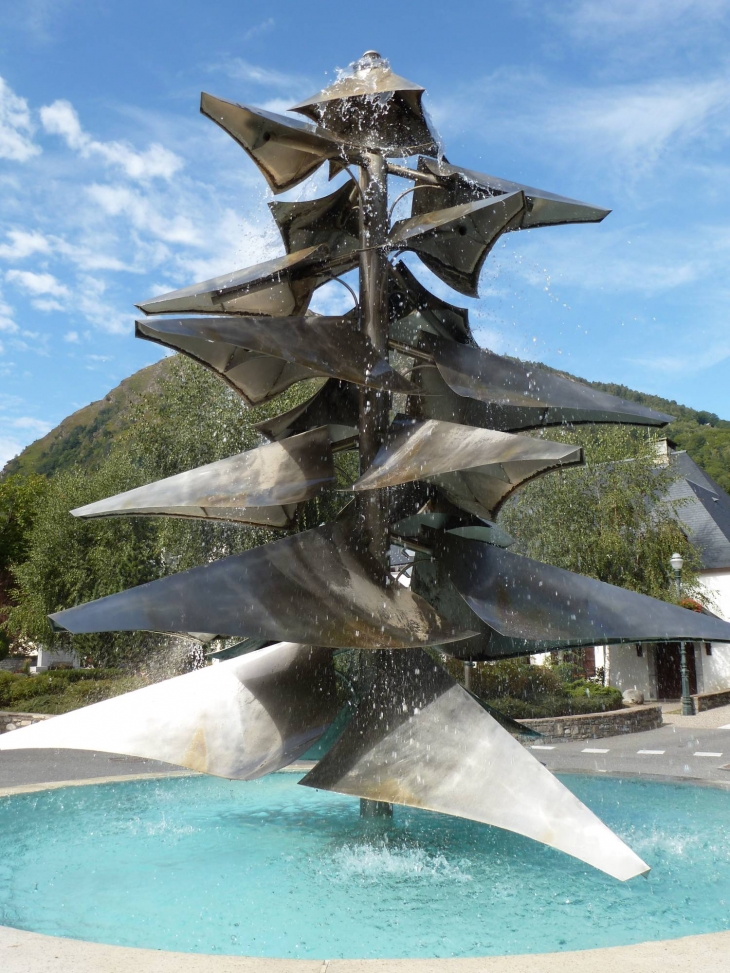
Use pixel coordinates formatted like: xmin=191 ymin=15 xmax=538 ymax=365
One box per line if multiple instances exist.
xmin=360 ymin=798 xmax=393 ymax=818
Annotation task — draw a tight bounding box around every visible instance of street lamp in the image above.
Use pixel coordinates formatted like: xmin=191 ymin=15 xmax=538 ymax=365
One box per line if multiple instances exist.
xmin=670 ymin=552 xmax=694 ymax=716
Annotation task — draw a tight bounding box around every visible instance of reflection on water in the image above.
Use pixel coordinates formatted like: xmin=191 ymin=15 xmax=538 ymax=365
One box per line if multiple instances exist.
xmin=0 ymin=773 xmax=729 ymax=959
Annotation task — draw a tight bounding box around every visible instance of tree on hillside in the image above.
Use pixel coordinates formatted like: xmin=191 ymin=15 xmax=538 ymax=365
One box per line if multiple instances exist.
xmin=498 ymin=425 xmax=702 ymax=604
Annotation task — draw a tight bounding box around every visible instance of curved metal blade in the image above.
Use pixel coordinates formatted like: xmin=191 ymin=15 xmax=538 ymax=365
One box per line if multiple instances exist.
xmin=291 ymin=55 xmax=438 ymax=156
xmin=269 ymin=179 xmax=360 ymax=263
xmin=136 ymin=321 xmax=319 ymax=406
xmin=410 ymin=337 xmax=674 ymax=430
xmin=300 ymin=649 xmax=649 ymax=881
xmin=255 ymin=379 xmax=359 ymax=445
xmin=0 ymin=642 xmax=338 ymax=779
xmin=137 ymin=246 xmax=332 ymax=318
xmin=389 ymin=193 xmax=525 ymax=297
xmin=49 ymin=521 xmax=474 ymax=649
xmin=201 ymin=93 xmax=348 ymax=195
xmin=136 ymin=316 xmax=414 ymax=394
xmin=415 ymin=157 xmax=611 ymax=228
xmin=389 ymin=260 xmax=472 ymax=345
xmin=439 ymin=533 xmax=730 ymax=646
xmin=70 ymin=427 xmax=335 ymax=528
xmin=354 ymin=419 xmax=582 ymax=519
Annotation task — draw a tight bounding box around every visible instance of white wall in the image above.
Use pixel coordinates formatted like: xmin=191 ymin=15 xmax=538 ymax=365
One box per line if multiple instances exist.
xmin=699 ymin=569 xmax=730 ymax=621
xmin=606 ymin=644 xmax=653 ymax=697
xmin=696 ymin=571 xmax=730 ymax=694
xmin=33 ymin=646 xmax=77 ymax=672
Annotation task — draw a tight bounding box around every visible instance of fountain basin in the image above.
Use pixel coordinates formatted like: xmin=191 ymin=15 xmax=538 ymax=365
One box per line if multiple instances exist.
xmin=0 ymin=773 xmax=728 ymax=959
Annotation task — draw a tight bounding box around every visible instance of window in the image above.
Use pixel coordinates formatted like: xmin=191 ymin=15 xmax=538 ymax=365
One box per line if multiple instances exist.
xmin=705 ymin=643 xmax=713 ymax=656
xmin=636 ymin=646 xmax=644 ymax=658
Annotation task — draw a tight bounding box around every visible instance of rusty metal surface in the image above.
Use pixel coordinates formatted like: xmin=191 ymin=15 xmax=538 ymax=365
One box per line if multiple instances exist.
xmin=439 ymin=534 xmax=730 ymax=646
xmin=389 ymin=193 xmax=526 ymax=297
xmin=269 ymin=179 xmax=360 ymax=263
xmin=49 ymin=522 xmax=474 ymax=650
xmin=291 ymin=52 xmax=438 ymax=156
xmin=0 ymin=643 xmax=338 ymax=779
xmin=135 ymin=322 xmax=319 ymax=407
xmin=388 ymin=261 xmax=472 ymax=345
xmin=70 ymin=427 xmax=335 ymax=528
xmin=300 ymin=649 xmax=649 ymax=881
xmin=255 ymin=379 xmax=360 ymax=445
xmin=354 ymin=420 xmax=582 ymax=521
xmin=201 ymin=93 xmax=349 ymax=194
xmin=137 ymin=246 xmax=332 ymax=318
xmin=135 ymin=315 xmax=415 ymax=394
xmin=407 ymin=337 xmax=674 ymax=430
xmin=414 ymin=156 xmax=611 ymax=229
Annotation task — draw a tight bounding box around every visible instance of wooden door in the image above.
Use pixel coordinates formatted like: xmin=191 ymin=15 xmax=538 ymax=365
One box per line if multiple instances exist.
xmin=655 ymin=642 xmax=697 ymax=699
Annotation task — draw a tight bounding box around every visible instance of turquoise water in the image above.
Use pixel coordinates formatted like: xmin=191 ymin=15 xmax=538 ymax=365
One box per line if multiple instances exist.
xmin=1 ymin=773 xmax=729 ymax=958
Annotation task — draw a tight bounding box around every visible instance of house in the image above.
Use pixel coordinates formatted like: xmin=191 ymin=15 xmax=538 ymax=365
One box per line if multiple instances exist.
xmin=598 ymin=440 xmax=730 ymax=701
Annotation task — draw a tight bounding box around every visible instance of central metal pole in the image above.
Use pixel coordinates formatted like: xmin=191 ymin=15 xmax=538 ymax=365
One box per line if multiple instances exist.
xmin=357 ymin=150 xmax=390 ymax=576
xmin=357 ymin=150 xmax=393 ymax=819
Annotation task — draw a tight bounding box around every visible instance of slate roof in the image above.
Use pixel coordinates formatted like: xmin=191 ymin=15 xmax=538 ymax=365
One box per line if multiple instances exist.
xmin=665 ymin=450 xmax=730 ymax=571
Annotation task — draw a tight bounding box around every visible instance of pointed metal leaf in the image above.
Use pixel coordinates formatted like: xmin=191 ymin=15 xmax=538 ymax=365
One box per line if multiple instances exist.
xmin=136 ymin=316 xmax=415 ymax=394
xmin=201 ymin=93 xmax=347 ymax=194
xmin=410 ymin=337 xmax=673 ymax=430
xmin=137 ymin=246 xmax=332 ymax=318
xmin=269 ymin=179 xmax=360 ymax=263
xmin=439 ymin=534 xmax=730 ymax=646
xmin=301 ymin=649 xmax=649 ymax=881
xmin=71 ymin=427 xmax=335 ymax=528
xmin=414 ymin=157 xmax=610 ymax=229
xmin=49 ymin=522 xmax=474 ymax=649
xmin=389 ymin=193 xmax=525 ymax=297
xmin=0 ymin=643 xmax=338 ymax=779
xmin=354 ymin=419 xmax=582 ymax=521
xmin=255 ymin=379 xmax=359 ymax=445
xmin=388 ymin=261 xmax=472 ymax=345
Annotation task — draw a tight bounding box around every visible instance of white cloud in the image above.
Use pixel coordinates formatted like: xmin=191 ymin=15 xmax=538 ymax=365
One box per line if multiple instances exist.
xmin=6 ymin=268 xmax=69 ymax=297
xmin=40 ymin=99 xmax=184 ymax=182
xmin=0 ymin=228 xmax=51 ymax=260
xmin=0 ymin=76 xmax=40 ymax=162
xmin=0 ymin=288 xmax=18 ymax=333
xmin=242 ymin=18 xmax=275 ymax=42
xmin=562 ymin=0 xmax=729 ymax=39
xmin=214 ymin=58 xmax=309 ymax=93
xmin=63 ymin=329 xmax=79 ymax=342
xmin=86 ymin=183 xmax=202 ymax=246
xmin=0 ymin=435 xmax=23 ymax=467
xmin=10 ymin=415 xmax=52 ymax=433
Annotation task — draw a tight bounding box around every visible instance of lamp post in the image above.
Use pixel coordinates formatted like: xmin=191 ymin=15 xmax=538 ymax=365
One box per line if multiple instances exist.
xmin=670 ymin=552 xmax=694 ymax=716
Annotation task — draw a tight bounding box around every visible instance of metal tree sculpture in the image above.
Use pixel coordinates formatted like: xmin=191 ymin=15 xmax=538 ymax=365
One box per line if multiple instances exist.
xmin=5 ymin=52 xmax=730 ymax=882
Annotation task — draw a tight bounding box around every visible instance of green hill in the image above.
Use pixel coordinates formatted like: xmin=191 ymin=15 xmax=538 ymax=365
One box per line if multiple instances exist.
xmin=3 ymin=356 xmax=730 ymax=493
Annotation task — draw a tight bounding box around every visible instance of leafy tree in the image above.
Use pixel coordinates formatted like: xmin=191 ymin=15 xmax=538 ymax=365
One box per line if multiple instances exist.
xmin=498 ymin=425 xmax=702 ymax=603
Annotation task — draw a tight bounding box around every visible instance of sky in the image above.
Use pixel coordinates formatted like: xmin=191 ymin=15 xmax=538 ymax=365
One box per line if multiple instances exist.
xmin=0 ymin=0 xmax=729 ymax=467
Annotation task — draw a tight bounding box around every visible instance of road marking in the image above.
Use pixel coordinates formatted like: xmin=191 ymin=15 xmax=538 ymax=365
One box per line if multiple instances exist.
xmin=720 ymin=725 xmax=730 ymax=730
xmin=530 ymin=745 xmax=555 ymax=750
xmin=637 ymin=749 xmax=665 ymax=755
xmin=582 ymin=748 xmax=609 ymax=753
xmin=694 ymin=751 xmax=723 ymax=757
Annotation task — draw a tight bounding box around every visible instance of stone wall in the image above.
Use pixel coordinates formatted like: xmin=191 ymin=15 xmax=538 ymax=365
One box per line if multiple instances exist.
xmin=0 ymin=711 xmax=53 ymax=734
xmin=520 ymin=704 xmax=662 ymax=742
xmin=691 ymin=689 xmax=730 ymax=714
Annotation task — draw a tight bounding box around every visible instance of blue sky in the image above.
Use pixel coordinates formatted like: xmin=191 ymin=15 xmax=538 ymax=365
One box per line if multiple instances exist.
xmin=1 ymin=0 xmax=729 ymax=467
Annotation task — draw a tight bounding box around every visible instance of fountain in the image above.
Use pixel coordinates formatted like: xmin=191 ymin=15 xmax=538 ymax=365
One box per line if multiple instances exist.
xmin=3 ymin=51 xmax=730 ymax=955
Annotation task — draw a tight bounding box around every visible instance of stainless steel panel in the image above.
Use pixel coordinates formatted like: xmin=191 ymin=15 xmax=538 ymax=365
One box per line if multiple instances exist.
xmin=439 ymin=533 xmax=730 ymax=645
xmin=135 ymin=316 xmax=415 ymax=394
xmin=134 ymin=323 xmax=319 ymax=407
xmin=291 ymin=52 xmax=438 ymax=156
xmin=301 ymin=649 xmax=649 ymax=881
xmin=137 ymin=246 xmax=332 ymax=318
xmin=414 ymin=157 xmax=610 ymax=229
xmin=270 ymin=179 xmax=360 ymax=262
xmin=388 ymin=261 xmax=472 ymax=345
xmin=201 ymin=93 xmax=349 ymax=194
xmin=389 ymin=194 xmax=525 ymax=297
xmin=354 ymin=420 xmax=582 ymax=521
xmin=255 ymin=379 xmax=360 ymax=445
xmin=0 ymin=642 xmax=338 ymax=779
xmin=408 ymin=337 xmax=674 ymax=430
xmin=71 ymin=427 xmax=335 ymax=527
xmin=49 ymin=521 xmax=474 ymax=649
